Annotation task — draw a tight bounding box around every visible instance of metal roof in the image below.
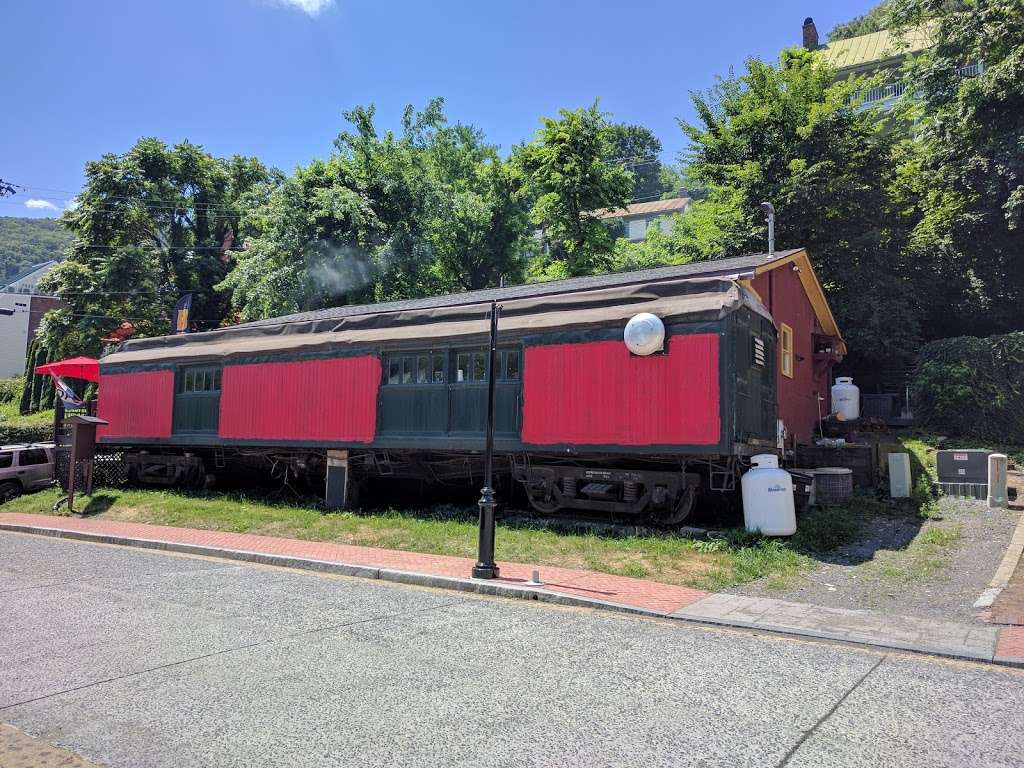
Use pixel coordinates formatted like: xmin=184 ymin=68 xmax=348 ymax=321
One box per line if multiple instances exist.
xmin=233 ymin=249 xmax=803 ymax=330
xmin=819 ymin=24 xmax=934 ymax=73
xmin=593 ymin=197 xmax=691 ymax=221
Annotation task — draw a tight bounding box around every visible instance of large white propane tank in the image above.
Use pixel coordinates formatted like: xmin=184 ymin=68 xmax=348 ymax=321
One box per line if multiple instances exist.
xmin=831 ymin=376 xmax=860 ymax=421
xmin=741 ymin=454 xmax=796 ymax=536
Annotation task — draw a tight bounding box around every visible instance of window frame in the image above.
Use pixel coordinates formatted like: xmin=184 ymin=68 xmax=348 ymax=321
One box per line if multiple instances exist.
xmin=176 ymin=365 xmax=223 ymax=395
xmin=18 ymin=448 xmax=50 ymax=466
xmin=383 ymin=351 xmax=447 ymax=386
xmin=780 ymin=323 xmax=794 ymax=379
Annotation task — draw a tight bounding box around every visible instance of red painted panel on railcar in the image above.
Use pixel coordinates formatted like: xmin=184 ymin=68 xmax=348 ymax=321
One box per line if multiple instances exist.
xmin=218 ymin=356 xmax=380 ymax=443
xmin=521 ymin=334 xmax=720 ymax=446
xmin=97 ymin=370 xmax=174 ymax=439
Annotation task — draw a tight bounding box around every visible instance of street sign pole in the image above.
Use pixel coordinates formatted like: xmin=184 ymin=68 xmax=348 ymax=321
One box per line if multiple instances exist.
xmin=472 ymin=301 xmax=501 ymax=579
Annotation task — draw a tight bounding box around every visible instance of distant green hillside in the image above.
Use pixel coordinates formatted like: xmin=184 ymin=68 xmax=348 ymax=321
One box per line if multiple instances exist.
xmin=0 ymin=216 xmax=73 ymax=284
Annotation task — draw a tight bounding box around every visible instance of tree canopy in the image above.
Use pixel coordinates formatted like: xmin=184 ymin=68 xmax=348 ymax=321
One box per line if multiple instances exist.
xmin=37 ymin=138 xmax=278 ymax=358
xmin=514 ymin=103 xmax=634 ymax=279
xmin=889 ymin=0 xmax=1024 ymax=340
xmin=223 ymin=99 xmax=530 ymax=321
xmin=678 ymin=48 xmax=917 ymax=361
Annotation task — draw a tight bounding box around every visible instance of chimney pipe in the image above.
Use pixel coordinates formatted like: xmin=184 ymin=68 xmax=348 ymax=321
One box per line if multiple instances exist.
xmin=803 ymin=17 xmax=819 ymax=50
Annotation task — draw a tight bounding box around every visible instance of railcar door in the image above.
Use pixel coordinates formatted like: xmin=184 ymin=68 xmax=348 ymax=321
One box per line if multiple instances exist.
xmin=172 ymin=364 xmax=222 ymax=435
xmin=448 ymin=348 xmax=521 ymax=437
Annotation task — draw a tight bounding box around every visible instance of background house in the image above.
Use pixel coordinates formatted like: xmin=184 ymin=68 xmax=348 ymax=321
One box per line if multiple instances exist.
xmin=0 ymin=261 xmax=63 ymax=378
xmin=596 ymin=197 xmax=690 ymax=242
xmin=802 ymin=16 xmax=981 ymax=113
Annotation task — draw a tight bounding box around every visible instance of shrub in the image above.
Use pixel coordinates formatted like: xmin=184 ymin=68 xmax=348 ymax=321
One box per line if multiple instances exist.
xmin=0 ymin=377 xmax=23 ymax=404
xmin=0 ymin=422 xmax=53 ymax=445
xmin=911 ymin=332 xmax=1024 ymax=442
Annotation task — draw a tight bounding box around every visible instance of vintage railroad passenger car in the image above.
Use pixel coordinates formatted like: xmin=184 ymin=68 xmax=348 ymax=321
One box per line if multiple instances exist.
xmin=96 ymin=248 xmax=844 ymax=524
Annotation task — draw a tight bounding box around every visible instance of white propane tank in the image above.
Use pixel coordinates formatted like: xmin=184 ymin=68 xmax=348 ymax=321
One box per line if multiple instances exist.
xmin=831 ymin=376 xmax=860 ymax=421
xmin=741 ymin=454 xmax=796 ymax=536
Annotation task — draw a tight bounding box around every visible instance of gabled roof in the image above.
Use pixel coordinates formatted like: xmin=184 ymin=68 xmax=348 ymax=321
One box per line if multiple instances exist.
xmin=593 ymin=197 xmax=691 ymax=221
xmin=819 ymin=24 xmax=934 ymax=73
xmin=3 ymin=260 xmax=58 ymax=291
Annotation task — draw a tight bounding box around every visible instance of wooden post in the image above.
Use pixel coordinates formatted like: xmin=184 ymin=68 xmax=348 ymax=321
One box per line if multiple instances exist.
xmin=325 ymin=449 xmax=350 ymax=510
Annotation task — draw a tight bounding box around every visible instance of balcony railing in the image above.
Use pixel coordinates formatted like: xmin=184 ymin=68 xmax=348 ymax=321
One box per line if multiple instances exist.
xmin=863 ymin=81 xmax=907 ymax=104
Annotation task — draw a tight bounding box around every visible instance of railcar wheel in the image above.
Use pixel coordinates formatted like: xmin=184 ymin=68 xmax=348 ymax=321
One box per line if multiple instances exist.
xmin=647 ymin=486 xmax=696 ymax=527
xmin=527 ymin=494 xmax=561 ymax=515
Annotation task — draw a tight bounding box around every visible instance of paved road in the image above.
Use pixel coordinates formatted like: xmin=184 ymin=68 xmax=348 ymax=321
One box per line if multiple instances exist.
xmin=2 ymin=533 xmax=1023 ymax=768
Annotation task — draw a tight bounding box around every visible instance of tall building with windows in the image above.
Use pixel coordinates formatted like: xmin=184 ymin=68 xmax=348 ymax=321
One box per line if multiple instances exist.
xmin=801 ymin=16 xmax=981 ymax=112
xmin=0 ymin=261 xmax=63 ymax=378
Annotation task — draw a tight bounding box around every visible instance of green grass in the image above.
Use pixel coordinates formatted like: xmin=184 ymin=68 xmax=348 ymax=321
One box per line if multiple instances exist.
xmin=0 ymin=485 xmax=873 ymax=591
xmin=875 ymin=523 xmax=963 ymax=583
xmin=0 ymin=402 xmax=53 ymax=428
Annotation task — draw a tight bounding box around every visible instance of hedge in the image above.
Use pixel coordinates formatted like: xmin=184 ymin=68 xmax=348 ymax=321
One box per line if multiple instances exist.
xmin=911 ymin=331 xmax=1024 ymax=442
xmin=0 ymin=422 xmax=54 ymax=445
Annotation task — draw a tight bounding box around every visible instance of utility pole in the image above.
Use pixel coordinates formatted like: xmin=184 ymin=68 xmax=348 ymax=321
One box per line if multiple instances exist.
xmin=760 ymin=202 xmax=775 ymax=256
xmin=472 ymin=301 xmax=501 ymax=579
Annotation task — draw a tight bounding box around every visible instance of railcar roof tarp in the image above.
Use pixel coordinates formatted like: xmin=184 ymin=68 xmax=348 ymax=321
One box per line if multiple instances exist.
xmin=101 ymin=278 xmax=770 ymax=367
xmin=222 ymin=249 xmax=802 ymax=331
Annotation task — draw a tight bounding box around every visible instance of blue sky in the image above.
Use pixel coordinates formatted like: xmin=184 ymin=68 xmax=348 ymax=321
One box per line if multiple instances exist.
xmin=2 ymin=0 xmax=875 ymax=218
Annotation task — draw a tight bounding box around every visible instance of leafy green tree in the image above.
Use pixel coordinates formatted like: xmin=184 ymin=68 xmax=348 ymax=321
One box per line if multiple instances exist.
xmin=224 ymin=99 xmax=530 ymax=321
xmin=890 ymin=0 xmax=1024 ymax=339
xmin=679 ymin=48 xmax=917 ymax=362
xmin=605 ymin=123 xmax=667 ymax=201
xmin=515 ymin=103 xmax=634 ymax=278
xmin=37 ymin=138 xmax=277 ymax=357
xmin=828 ymin=0 xmax=898 ymax=41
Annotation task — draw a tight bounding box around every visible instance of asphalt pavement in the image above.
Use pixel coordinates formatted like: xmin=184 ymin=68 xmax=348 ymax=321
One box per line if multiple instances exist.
xmin=2 ymin=532 xmax=1023 ymax=768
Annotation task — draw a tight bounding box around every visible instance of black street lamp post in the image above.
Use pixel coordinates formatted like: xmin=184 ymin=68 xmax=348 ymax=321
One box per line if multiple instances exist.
xmin=472 ymin=301 xmax=501 ymax=579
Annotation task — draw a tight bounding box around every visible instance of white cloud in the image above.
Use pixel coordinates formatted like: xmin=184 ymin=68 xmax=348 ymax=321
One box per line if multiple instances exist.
xmin=65 ymin=197 xmax=79 ymax=211
xmin=271 ymin=0 xmax=333 ymax=15
xmin=25 ymin=198 xmax=58 ymax=211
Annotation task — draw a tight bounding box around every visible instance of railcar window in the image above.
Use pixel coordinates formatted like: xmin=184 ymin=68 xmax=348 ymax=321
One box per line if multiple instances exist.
xmin=453 ymin=349 xmax=521 ymax=382
xmin=503 ymin=350 xmax=520 ymax=380
xmin=178 ymin=366 xmax=222 ymax=394
xmin=385 ymin=352 xmax=446 ymax=385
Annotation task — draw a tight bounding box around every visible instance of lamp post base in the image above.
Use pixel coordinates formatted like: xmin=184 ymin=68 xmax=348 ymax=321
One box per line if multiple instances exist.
xmin=471 ymin=563 xmax=500 ymax=579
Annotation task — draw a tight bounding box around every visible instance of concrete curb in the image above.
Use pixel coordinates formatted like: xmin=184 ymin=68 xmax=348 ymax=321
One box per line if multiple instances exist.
xmin=3 ymin=522 xmax=1022 ymax=669
xmin=974 ymin=507 xmax=1024 ymax=609
xmin=0 ymin=522 xmax=665 ymax=620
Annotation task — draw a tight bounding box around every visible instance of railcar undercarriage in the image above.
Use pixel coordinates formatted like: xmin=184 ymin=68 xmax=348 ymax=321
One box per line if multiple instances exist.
xmin=116 ymin=446 xmax=747 ymax=527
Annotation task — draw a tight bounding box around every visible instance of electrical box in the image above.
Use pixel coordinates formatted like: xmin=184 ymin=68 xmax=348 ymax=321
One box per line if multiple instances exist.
xmin=936 ymin=449 xmax=991 ymax=484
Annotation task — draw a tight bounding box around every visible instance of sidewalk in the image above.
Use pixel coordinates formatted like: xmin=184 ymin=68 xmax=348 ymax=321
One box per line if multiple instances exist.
xmin=2 ymin=512 xmax=1022 ymax=667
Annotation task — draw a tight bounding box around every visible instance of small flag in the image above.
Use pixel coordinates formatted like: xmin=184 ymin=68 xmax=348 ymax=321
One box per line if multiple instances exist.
xmin=51 ymin=375 xmax=84 ymax=408
xmin=173 ymin=294 xmax=193 ymax=334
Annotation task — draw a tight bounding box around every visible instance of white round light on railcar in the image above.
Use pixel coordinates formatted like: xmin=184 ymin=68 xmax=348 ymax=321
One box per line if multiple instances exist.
xmin=623 ymin=313 xmax=665 ymax=356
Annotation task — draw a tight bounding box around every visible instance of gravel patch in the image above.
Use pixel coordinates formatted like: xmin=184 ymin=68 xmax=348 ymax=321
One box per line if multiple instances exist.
xmin=733 ymin=497 xmax=1022 ymax=623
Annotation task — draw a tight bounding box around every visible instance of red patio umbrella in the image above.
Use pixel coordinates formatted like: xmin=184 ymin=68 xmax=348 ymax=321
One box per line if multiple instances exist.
xmin=35 ymin=356 xmax=100 ymax=383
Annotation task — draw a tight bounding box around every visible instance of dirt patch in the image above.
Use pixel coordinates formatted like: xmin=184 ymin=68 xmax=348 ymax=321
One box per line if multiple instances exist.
xmin=732 ymin=496 xmax=1021 ymax=623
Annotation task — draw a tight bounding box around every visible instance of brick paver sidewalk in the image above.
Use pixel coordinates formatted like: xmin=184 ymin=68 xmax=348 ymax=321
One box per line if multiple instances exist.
xmin=0 ymin=513 xmax=707 ymax=614
xmin=2 ymin=512 xmax=1023 ymax=667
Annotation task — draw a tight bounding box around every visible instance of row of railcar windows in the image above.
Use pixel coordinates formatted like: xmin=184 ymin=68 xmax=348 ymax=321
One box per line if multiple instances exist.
xmin=386 ymin=350 xmax=520 ymax=385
